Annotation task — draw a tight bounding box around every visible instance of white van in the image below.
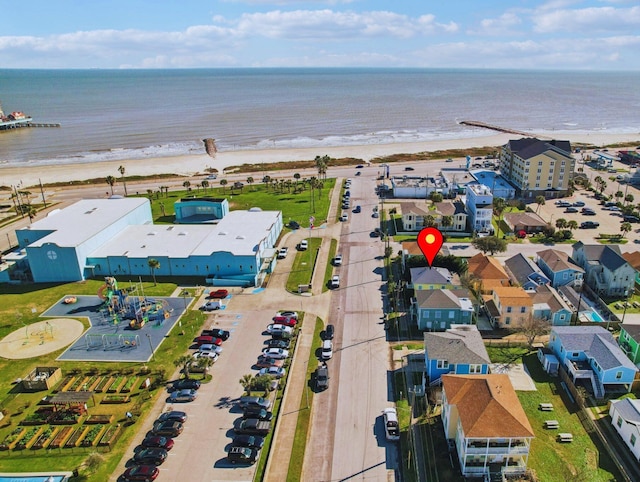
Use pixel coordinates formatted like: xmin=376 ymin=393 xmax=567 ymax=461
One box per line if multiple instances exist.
xmin=321 ymin=340 xmax=333 ymax=360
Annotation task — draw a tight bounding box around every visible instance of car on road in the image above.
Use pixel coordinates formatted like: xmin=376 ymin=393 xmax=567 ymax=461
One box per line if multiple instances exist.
xmin=580 ymin=221 xmax=600 ymax=229
xmin=122 ymin=465 xmax=160 ymax=481
xmin=238 ymin=396 xmax=271 ymax=410
xmin=200 ymin=328 xmax=230 ymax=341
xmin=266 ymin=338 xmax=290 ymax=349
xmin=242 ymin=407 xmax=274 ymax=421
xmin=564 ymin=207 xmax=579 ymax=213
xmin=141 ymin=435 xmax=175 ymax=451
xmin=330 ymin=275 xmax=340 ymax=289
xmin=446 ymin=158 xmax=454 ymax=162
xmin=173 ymin=379 xmax=200 ymax=391
xmin=227 ymin=446 xmax=259 ymax=465
xmin=234 ymin=418 xmax=272 ymax=436
xmin=133 ymin=447 xmax=168 ymax=466
xmin=277 ymin=247 xmax=289 ymax=259
xmin=156 ymin=411 xmax=187 ymax=423
xmin=404 ymin=166 xmax=414 ymax=171
xmin=266 ymin=324 xmax=293 ymax=338
xmin=259 ymin=366 xmax=286 ymax=379
xmin=382 ymin=408 xmax=400 ymax=441
xmin=255 ymin=356 xmax=284 ymax=369
xmin=321 ymin=340 xmax=333 ymax=360
xmin=261 ymin=348 xmax=289 ymax=359
xmin=356 ymin=164 xmax=364 ymax=168
xmin=169 ymin=389 xmax=197 ymax=403
xmin=333 ymin=254 xmax=343 ymax=266
xmin=298 ymin=239 xmax=308 ymax=251
xmin=194 ymin=335 xmax=222 ymax=346
xmin=200 ymin=300 xmax=222 ymax=311
xmin=208 ymin=289 xmax=229 ymax=299
xmin=323 ymin=324 xmax=335 ymax=340
xmin=272 ymin=315 xmax=297 ymax=326
xmin=276 ymin=310 xmax=298 ymax=320
xmin=315 ymin=363 xmax=329 ymax=391
xmin=232 ymin=434 xmax=265 ymax=450
xmin=151 ymin=421 xmax=183 ymax=437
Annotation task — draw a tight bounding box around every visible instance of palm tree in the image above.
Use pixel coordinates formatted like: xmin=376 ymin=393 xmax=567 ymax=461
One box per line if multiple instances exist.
xmin=314 ymin=155 xmax=329 ymax=180
xmin=625 ymin=194 xmax=634 ymax=206
xmin=493 ymin=197 xmax=507 ymax=237
xmin=555 ymin=218 xmax=568 ymax=230
xmin=148 ymin=258 xmax=160 ymax=285
xmin=183 ymin=180 xmax=191 ymax=192
xmin=424 ymin=214 xmax=436 ymax=227
xmin=615 ymin=190 xmax=624 ymax=203
xmin=220 ymin=179 xmax=227 ymax=193
xmin=262 ymin=175 xmax=271 ymax=191
xmin=201 ymin=180 xmax=209 ymax=193
xmin=621 ymin=222 xmax=632 ymax=238
xmin=293 ymin=173 xmax=301 ymax=191
xmin=26 ymin=205 xmax=37 ymax=223
xmin=106 ymin=176 xmax=116 ymax=195
xmin=174 ymin=354 xmax=195 ymax=380
xmin=118 ymin=165 xmax=128 ymax=196
xmin=567 ymin=220 xmax=578 ymax=231
xmin=441 ymin=215 xmax=453 ymax=232
xmin=239 ymin=374 xmax=254 ymax=396
xmin=535 ymin=195 xmax=546 ymax=214
xmin=196 ymin=356 xmax=215 ymax=379
xmin=247 ymin=176 xmax=254 ymax=191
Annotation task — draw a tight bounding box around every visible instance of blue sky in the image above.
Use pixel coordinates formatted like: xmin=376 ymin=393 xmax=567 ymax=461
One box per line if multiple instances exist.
xmin=1 ymin=0 xmax=639 ymax=69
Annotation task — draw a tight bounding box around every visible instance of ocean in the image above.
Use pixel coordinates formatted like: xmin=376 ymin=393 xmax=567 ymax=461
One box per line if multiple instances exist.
xmin=1 ymin=68 xmax=639 ymax=168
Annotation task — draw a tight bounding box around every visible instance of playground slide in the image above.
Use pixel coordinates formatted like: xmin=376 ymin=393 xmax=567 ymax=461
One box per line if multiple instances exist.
xmin=97 ymin=284 xmax=108 ymax=301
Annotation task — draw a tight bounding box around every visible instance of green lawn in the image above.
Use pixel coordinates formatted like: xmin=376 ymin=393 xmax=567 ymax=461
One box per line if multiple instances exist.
xmin=285 ymin=238 xmax=323 ymax=293
xmin=322 ymin=239 xmax=338 ymax=293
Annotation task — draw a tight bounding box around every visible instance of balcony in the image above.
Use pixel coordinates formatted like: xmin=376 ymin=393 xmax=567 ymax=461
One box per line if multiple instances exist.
xmin=566 ymin=359 xmax=595 ymax=379
xmin=464 ymin=440 xmax=530 ymax=455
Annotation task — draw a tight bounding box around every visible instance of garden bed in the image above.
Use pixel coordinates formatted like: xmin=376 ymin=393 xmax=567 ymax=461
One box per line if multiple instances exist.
xmin=101 ymin=394 xmax=130 ymax=404
xmin=14 ymin=426 xmax=43 ymax=450
xmin=49 ymin=426 xmax=74 ymax=449
xmin=60 ymin=376 xmax=78 ymax=392
xmin=121 ymin=376 xmax=138 ymax=393
xmin=80 ymin=424 xmax=106 ymax=447
xmin=31 ymin=426 xmax=58 ymax=450
xmin=0 ymin=427 xmax=26 ymax=451
xmin=21 ymin=410 xmax=52 ymax=426
xmin=64 ymin=426 xmax=89 ymax=448
xmin=49 ymin=411 xmax=81 ymax=425
xmin=88 ymin=376 xmax=103 ymax=392
xmin=52 ymin=374 xmax=74 ymax=393
xmin=95 ymin=376 xmax=114 ymax=393
xmin=108 ymin=376 xmax=127 ymax=393
xmin=98 ymin=424 xmax=121 ymax=447
xmin=85 ymin=414 xmax=113 ymax=424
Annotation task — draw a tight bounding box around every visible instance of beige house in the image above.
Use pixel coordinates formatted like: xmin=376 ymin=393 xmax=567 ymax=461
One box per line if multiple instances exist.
xmin=467 ymin=253 xmax=510 ymax=294
xmin=483 ymin=286 xmax=533 ymax=329
xmin=400 ymin=201 xmax=467 ymax=232
xmin=499 ymin=138 xmax=574 ymax=198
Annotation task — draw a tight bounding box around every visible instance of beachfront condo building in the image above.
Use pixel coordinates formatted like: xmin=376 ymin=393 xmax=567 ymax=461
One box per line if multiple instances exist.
xmin=464 ymin=183 xmax=493 ymax=234
xmin=499 ymin=138 xmax=574 ymax=199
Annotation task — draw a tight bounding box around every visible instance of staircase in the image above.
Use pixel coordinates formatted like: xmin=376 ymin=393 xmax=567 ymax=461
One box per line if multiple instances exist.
xmin=589 ymin=373 xmax=605 ymax=399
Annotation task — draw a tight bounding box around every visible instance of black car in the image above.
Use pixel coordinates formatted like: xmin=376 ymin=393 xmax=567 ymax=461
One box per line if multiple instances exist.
xmin=266 ymin=339 xmax=290 ymax=349
xmin=232 ymin=434 xmax=265 ymax=450
xmin=173 ymin=378 xmax=201 ymax=391
xmin=157 ymin=411 xmax=187 ymax=423
xmin=227 ymin=446 xmax=259 ymax=465
xmin=344 ymin=191 xmax=350 ymax=197
xmin=151 ymin=420 xmax=183 ymax=437
xmin=288 ymin=220 xmax=300 ymax=229
xmin=242 ymin=407 xmax=273 ymax=421
xmin=323 ymin=324 xmax=335 ymax=340
xmin=404 ymin=166 xmax=415 ymax=171
xmin=564 ymin=207 xmax=579 ymax=213
xmin=582 ymin=210 xmax=596 ymax=216
xmin=623 ymin=215 xmax=640 ymax=223
xmin=580 ymin=221 xmax=600 ymax=229
xmin=133 ymin=447 xmax=168 ymax=466
xmin=201 ymin=328 xmax=230 ymax=341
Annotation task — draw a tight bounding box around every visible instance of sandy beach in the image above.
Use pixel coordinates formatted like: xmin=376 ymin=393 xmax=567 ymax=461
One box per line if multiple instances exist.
xmin=2 ymin=131 xmax=638 ymax=188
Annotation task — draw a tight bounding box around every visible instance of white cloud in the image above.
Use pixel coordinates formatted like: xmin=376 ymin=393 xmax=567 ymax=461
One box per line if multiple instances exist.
xmin=533 ymin=6 xmax=640 ymax=33
xmin=474 ymin=12 xmax=522 ymax=36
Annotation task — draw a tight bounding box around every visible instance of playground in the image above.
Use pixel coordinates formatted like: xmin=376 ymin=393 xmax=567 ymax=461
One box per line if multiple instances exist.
xmin=0 ymin=318 xmax=85 ymax=360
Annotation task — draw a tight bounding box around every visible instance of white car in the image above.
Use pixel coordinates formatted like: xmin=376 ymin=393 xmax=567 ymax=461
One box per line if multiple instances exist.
xmin=261 ymin=348 xmax=290 ymax=359
xmin=330 ymin=275 xmax=340 ymax=289
xmin=266 ymin=324 xmax=293 ymax=336
xmin=382 ymin=407 xmax=400 ymax=441
xmin=333 ymin=255 xmax=343 ymax=266
xmin=277 ymin=247 xmax=289 ymax=259
xmin=198 ymin=344 xmax=223 ymax=355
xmin=321 ymin=340 xmax=333 ymax=360
xmin=276 ymin=310 xmax=299 ymax=320
xmin=193 ymin=351 xmax=219 ymax=362
xmin=340 ymin=213 xmax=348 ymax=222
xmin=298 ymin=239 xmax=308 ymax=251
xmin=259 ymin=366 xmax=286 ymax=379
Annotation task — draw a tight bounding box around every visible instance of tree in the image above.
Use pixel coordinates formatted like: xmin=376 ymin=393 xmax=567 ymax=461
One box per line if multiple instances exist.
xmin=517 ymin=316 xmax=552 ymax=349
xmin=246 ymin=176 xmax=254 ymax=191
xmin=106 ymin=176 xmax=116 ymax=195
xmin=239 ymin=374 xmax=254 ymax=396
xmin=615 ymin=190 xmax=624 ymax=203
xmin=183 ymin=180 xmax=191 ymax=191
xmin=118 ymin=165 xmax=128 ymax=196
xmin=441 ymin=215 xmax=453 ymax=231
xmin=555 ymin=218 xmax=568 ymax=230
xmin=472 ymin=236 xmax=507 ymax=255
xmin=201 ymin=180 xmax=209 ymax=192
xmin=314 ymin=155 xmax=329 ymax=180
xmin=384 ymin=246 xmax=394 ymax=258
xmin=567 ymin=220 xmax=578 ymax=231
xmin=424 ymin=214 xmax=436 ymax=227
xmin=220 ymin=179 xmax=227 ymax=193
xmin=196 ymin=356 xmax=214 ymax=379
xmin=625 ymin=194 xmax=634 ymax=205
xmin=148 ymin=258 xmax=160 ymax=285
xmin=174 ymin=354 xmax=195 ymax=380
xmin=26 ymin=205 xmax=37 ymax=223
xmin=493 ymin=197 xmax=507 ymax=237
xmin=262 ymin=175 xmax=271 ymax=191
xmin=535 ymin=195 xmax=545 ymax=214
xmin=293 ymin=173 xmax=301 ymax=191
xmin=429 ymin=192 xmax=443 ymax=203
xmin=620 ymin=222 xmax=632 ymax=238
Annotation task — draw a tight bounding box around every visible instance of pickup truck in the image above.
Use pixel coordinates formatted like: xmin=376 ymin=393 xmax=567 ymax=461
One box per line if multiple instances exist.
xmin=234 ymin=418 xmax=271 ymax=435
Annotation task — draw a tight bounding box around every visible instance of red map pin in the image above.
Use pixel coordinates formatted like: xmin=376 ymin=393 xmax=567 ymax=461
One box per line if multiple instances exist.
xmin=417 ymin=227 xmax=444 ymax=267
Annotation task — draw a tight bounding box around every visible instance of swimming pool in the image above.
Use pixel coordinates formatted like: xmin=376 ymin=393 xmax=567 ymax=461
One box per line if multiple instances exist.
xmin=582 ymin=310 xmax=606 ymax=323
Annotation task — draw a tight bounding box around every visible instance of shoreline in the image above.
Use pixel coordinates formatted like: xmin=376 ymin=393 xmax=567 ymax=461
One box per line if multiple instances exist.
xmin=2 ymin=132 xmax=639 ymax=188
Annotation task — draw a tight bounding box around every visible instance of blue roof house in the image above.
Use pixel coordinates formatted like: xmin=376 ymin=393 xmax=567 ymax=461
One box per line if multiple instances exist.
xmin=536 ymin=248 xmax=584 ymax=289
xmin=424 ymin=325 xmax=490 ymax=386
xmin=504 ymin=253 xmax=550 ymax=291
xmin=548 ymin=326 xmax=638 ymax=399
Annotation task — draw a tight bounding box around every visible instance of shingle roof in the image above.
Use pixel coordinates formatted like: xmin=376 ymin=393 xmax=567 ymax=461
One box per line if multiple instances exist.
xmin=415 ymin=289 xmax=472 ymax=310
xmin=622 ymin=251 xmax=640 ymax=271
xmin=492 ymin=286 xmax=533 ymax=306
xmin=552 ymin=326 xmax=637 ymax=371
xmin=573 ymin=243 xmax=626 ymax=272
xmin=538 ymin=249 xmax=584 ymax=274
xmin=611 ymin=398 xmax=640 ymax=424
xmin=400 ymin=202 xmax=431 ymax=217
xmin=506 ymin=138 xmax=572 ymax=159
xmin=410 ymin=267 xmax=453 ymax=285
xmin=442 ymin=374 xmax=535 ymax=438
xmin=424 ymin=326 xmax=490 ymax=365
xmin=504 ymin=212 xmax=547 ymax=230
xmin=621 ymin=324 xmax=640 ymax=342
xmin=505 ymin=253 xmax=548 ymax=287
xmin=529 ymin=285 xmax=571 ymax=313
xmin=467 ymin=253 xmax=509 ymax=281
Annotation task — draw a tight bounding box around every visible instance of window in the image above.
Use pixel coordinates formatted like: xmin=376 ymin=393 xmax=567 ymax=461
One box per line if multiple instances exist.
xmin=617 ymin=416 xmax=623 ymax=428
xmin=469 ymin=364 xmax=482 ymax=374
xmin=616 ymin=371 xmax=623 ymax=380
xmin=631 ymin=433 xmax=637 ymax=446
xmin=437 ymin=360 xmax=449 ymax=369
xmin=520 ymin=306 xmax=526 ymax=313
xmin=506 ymin=306 xmax=512 ymax=313
xmin=572 ymin=352 xmax=579 ymax=358
xmin=505 ymin=317 xmax=511 ymax=325
xmin=435 ymin=311 xmax=441 ymax=319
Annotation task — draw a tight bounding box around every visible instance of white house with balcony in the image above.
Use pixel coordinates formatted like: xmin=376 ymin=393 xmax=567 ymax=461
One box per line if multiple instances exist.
xmin=441 ymin=374 xmax=534 ymax=479
xmin=465 ymin=183 xmax=494 ymax=233
xmin=609 ymin=398 xmax=640 ymax=461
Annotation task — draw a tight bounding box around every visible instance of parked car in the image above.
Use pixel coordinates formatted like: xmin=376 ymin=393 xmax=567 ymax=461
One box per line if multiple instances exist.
xmin=604 ymin=206 xmax=621 ymax=211
xmin=272 ymin=315 xmax=297 ymax=326
xmin=133 ymin=447 xmax=168 ymax=466
xmin=404 ymin=166 xmax=414 ymax=171
xmin=344 ymin=190 xmax=350 ymax=197
xmin=276 ymin=310 xmax=298 ymax=320
xmin=581 ymin=207 xmax=595 ymax=213
xmin=330 ymin=275 xmax=340 ymax=289
xmin=372 ymin=211 xmax=379 ymax=218
xmin=255 ymin=356 xmax=284 ymax=369
xmin=242 ymin=407 xmax=274 ymax=421
xmin=122 ymin=465 xmax=160 ymax=481
xmin=151 ymin=421 xmax=183 ymax=437
xmin=321 ymin=340 xmax=333 ymax=360
xmin=356 ymin=164 xmax=364 ymax=168
xmin=198 ymin=343 xmax=223 ymax=355
xmin=201 ymin=328 xmax=230 ymax=341
xmin=238 ymin=396 xmax=271 ymax=410
xmin=289 ymin=220 xmax=300 ymax=229
xmin=555 ymin=200 xmax=571 ymax=207
xmin=232 ymin=434 xmax=265 ymax=450
xmin=266 ymin=324 xmax=293 ymax=337
xmin=333 ymin=254 xmax=343 ymax=266
xmin=382 ymin=408 xmax=401 ymax=441
xmin=261 ymin=348 xmax=289 ymax=359
xmin=169 ymin=389 xmax=197 ymax=403
xmin=572 ymin=201 xmax=586 ymax=207
xmin=227 ymin=446 xmax=259 ymax=465
xmin=277 ymin=247 xmax=289 ymax=259
xmin=156 ymin=411 xmax=187 ymax=423
xmin=340 ymin=213 xmax=348 ymax=222
xmin=353 ymin=205 xmax=361 ymax=213
xmin=194 ymin=335 xmax=222 ymax=347
xmin=582 ymin=209 xmax=596 ymax=216
xmin=259 ymin=366 xmax=286 ymax=379
xmin=266 ymin=338 xmax=290 ymax=349
xmin=564 ymin=207 xmax=579 ymax=213
xmin=342 ymin=203 xmax=350 ymax=210
xmin=315 ymin=363 xmax=329 ymax=391
xmin=173 ymin=379 xmax=200 ymax=391
xmin=623 ymin=215 xmax=640 ymax=223
xmin=208 ymin=289 xmax=229 ymax=299
xmin=141 ymin=435 xmax=175 ymax=451
xmin=323 ymin=324 xmax=335 ymax=340
xmin=234 ymin=418 xmax=271 ymax=436
xmin=192 ymin=351 xmax=218 ymax=362
xmin=580 ymin=221 xmax=600 ymax=229
xmin=298 ymin=239 xmax=308 ymax=250
xmin=200 ymin=301 xmax=222 ymax=311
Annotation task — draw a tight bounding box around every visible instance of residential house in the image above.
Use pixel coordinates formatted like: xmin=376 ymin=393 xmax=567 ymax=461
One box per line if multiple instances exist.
xmin=618 ymin=324 xmax=640 ymax=365
xmin=572 ymin=242 xmax=635 ymax=299
xmin=499 ymin=137 xmax=574 ymax=198
xmin=609 ymin=398 xmax=640 ymax=461
xmin=503 ymin=212 xmax=547 ymax=235
xmin=467 ymin=253 xmax=510 ymax=295
xmin=505 ymin=253 xmax=551 ymax=290
xmin=411 ymin=289 xmax=475 ymax=331
xmin=548 ymin=326 xmax=638 ymax=399
xmin=622 ymin=251 xmax=640 ymax=284
xmin=400 ymin=201 xmax=467 ymax=232
xmin=424 ymin=325 xmax=490 ymax=385
xmin=484 ymin=286 xmax=533 ymax=329
xmin=441 ymin=374 xmax=535 ymax=479
xmin=409 ymin=266 xmax=454 ymax=291
xmin=529 ymin=285 xmax=573 ymax=326
xmin=536 ymin=249 xmax=584 ymax=288
xmin=464 ymin=183 xmax=493 ymax=233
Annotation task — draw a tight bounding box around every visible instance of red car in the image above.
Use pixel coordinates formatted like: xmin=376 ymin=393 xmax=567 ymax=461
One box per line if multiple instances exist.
xmin=208 ymin=289 xmax=229 ymax=299
xmin=194 ymin=335 xmax=223 ymax=346
xmin=141 ymin=435 xmax=175 ymax=451
xmin=272 ymin=316 xmax=297 ymax=327
xmin=122 ymin=464 xmax=159 ymax=481
xmin=255 ymin=356 xmax=284 ymax=369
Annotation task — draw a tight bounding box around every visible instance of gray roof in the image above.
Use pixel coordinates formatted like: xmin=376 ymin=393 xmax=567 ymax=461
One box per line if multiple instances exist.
xmin=611 ymin=398 xmax=640 ymax=424
xmin=410 ymin=267 xmax=453 ymax=285
xmin=621 ymin=324 xmax=640 ymax=342
xmin=506 ymin=138 xmax=572 ymax=159
xmin=538 ymin=249 xmax=584 ymax=274
xmin=552 ymin=326 xmax=637 ymax=371
xmin=572 ymin=243 xmax=626 ymax=272
xmin=424 ymin=325 xmax=490 ymax=365
xmin=415 ymin=289 xmax=473 ymax=310
xmin=505 ymin=253 xmax=549 ymax=287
